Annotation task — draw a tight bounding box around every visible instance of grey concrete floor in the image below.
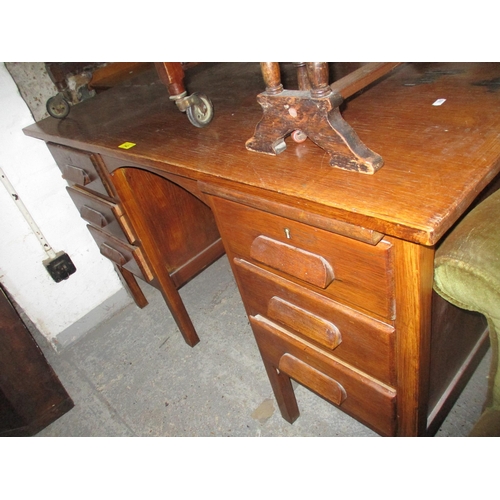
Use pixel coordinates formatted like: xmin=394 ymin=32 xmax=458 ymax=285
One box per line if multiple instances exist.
xmin=34 ymin=255 xmax=490 ymax=437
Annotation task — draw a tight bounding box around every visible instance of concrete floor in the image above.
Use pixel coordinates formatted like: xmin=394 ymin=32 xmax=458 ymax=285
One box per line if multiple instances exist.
xmin=34 ymin=255 xmax=490 ymax=437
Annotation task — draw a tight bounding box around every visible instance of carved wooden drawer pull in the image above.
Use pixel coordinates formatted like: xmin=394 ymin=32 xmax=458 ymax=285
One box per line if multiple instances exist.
xmin=278 ymin=353 xmax=347 ymax=406
xmin=268 ymin=296 xmax=342 ymax=350
xmin=61 ymin=164 xmax=91 ymax=186
xmin=250 ymin=235 xmax=335 ymax=288
xmin=80 ymin=205 xmax=108 ymax=228
xmin=99 ymin=243 xmax=127 ymax=266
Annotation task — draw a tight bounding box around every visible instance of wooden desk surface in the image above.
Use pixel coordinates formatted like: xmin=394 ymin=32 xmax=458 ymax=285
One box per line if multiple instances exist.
xmin=24 ymin=62 xmax=500 ymax=246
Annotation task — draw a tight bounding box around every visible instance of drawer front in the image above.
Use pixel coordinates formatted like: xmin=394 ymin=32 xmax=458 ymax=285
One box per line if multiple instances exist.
xmin=87 ymin=225 xmax=153 ymax=282
xmin=210 ymin=196 xmax=394 ymax=319
xmin=234 ymin=258 xmax=395 ymax=386
xmin=250 ymin=314 xmax=397 ymax=436
xmin=66 ymin=186 xmax=137 ymax=244
xmin=47 ymin=143 xmax=110 ymax=197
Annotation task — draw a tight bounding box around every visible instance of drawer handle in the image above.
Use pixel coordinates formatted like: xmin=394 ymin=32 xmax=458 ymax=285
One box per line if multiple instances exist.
xmin=250 ymin=235 xmax=334 ymax=288
xmin=61 ymin=164 xmax=91 ymax=185
xmin=80 ymin=205 xmax=108 ymax=228
xmin=278 ymin=353 xmax=347 ymax=406
xmin=99 ymin=243 xmax=127 ymax=266
xmin=268 ymin=296 xmax=342 ymax=350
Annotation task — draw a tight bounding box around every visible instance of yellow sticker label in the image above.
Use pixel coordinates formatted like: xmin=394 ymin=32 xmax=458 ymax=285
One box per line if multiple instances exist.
xmin=118 ymin=142 xmax=136 ymax=149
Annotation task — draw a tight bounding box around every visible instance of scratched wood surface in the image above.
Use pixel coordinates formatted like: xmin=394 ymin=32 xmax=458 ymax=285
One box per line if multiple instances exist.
xmin=24 ymin=62 xmax=500 ymax=245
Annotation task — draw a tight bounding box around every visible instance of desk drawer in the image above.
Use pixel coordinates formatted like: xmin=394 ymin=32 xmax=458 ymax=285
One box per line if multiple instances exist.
xmin=250 ymin=314 xmax=397 ymax=436
xmin=87 ymin=225 xmax=153 ymax=282
xmin=235 ymin=258 xmax=395 ymax=386
xmin=48 ymin=143 xmax=110 ymax=197
xmin=211 ymin=196 xmax=394 ymax=319
xmin=67 ymin=186 xmax=137 ymax=244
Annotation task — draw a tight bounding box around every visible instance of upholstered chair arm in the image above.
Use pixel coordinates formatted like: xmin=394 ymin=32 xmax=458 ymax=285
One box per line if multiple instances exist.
xmin=434 ymin=188 xmax=500 ymax=435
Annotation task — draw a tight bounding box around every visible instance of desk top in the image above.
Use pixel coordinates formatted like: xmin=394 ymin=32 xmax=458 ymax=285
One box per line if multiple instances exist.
xmin=24 ymin=62 xmax=500 ymax=246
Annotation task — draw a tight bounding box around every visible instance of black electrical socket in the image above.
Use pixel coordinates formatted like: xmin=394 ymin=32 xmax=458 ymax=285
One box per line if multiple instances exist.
xmin=44 ymin=251 xmax=77 ymax=282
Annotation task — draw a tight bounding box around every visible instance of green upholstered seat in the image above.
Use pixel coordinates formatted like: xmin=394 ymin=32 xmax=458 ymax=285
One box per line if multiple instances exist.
xmin=434 ymin=188 xmax=500 ymax=436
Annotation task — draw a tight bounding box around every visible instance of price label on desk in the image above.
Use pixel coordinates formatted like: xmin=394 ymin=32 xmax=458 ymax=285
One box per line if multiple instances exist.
xmin=118 ymin=142 xmax=136 ymax=150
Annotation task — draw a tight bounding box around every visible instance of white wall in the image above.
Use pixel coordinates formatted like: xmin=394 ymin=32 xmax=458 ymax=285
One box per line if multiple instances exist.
xmin=0 ymin=63 xmax=130 ymax=350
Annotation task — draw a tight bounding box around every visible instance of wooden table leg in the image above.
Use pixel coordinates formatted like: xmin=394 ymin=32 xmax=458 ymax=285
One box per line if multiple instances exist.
xmin=111 ymin=167 xmax=201 ymax=347
xmin=263 ymin=358 xmax=300 ymax=424
xmin=247 ymin=62 xmax=402 ymax=174
xmin=154 ymin=62 xmax=214 ymax=128
xmin=154 ymin=269 xmax=200 ymax=347
xmin=393 ymin=238 xmax=434 ymax=436
xmin=154 ymin=62 xmax=186 ymax=98
xmin=116 ymin=265 xmax=148 ymax=309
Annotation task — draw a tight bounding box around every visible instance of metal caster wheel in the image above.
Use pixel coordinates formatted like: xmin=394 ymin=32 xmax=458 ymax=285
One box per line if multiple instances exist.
xmin=185 ymin=93 xmax=214 ymax=128
xmin=291 ymin=130 xmax=307 ymax=143
xmin=46 ymin=94 xmax=70 ymax=119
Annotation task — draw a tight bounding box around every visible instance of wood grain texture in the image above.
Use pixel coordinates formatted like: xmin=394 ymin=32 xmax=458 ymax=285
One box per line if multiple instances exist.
xmin=67 ymin=185 xmax=137 ymax=243
xmin=48 ymin=143 xmax=116 ymax=198
xmin=233 ymin=258 xmax=396 ymax=386
xmin=250 ymin=235 xmax=335 ymax=288
xmin=110 ymin=167 xmax=225 ymax=346
xmin=392 ymin=237 xmax=434 ymax=436
xmin=154 ymin=62 xmax=186 ymax=96
xmin=26 ymin=63 xmax=500 ymax=245
xmin=251 ymin=314 xmax=397 ymax=436
xmin=200 ymin=180 xmax=385 ymax=245
xmin=268 ymin=296 xmax=342 ymax=351
xmin=116 ymin=266 xmax=148 ymax=309
xmin=279 ymin=353 xmax=347 ymax=405
xmin=210 ymin=194 xmax=395 ymax=320
xmin=0 ymin=285 xmax=73 ymax=436
xmin=331 ymin=62 xmax=402 ymax=98
xmin=87 ymin=224 xmax=153 ymax=281
xmin=23 ymin=63 xmax=500 ymax=435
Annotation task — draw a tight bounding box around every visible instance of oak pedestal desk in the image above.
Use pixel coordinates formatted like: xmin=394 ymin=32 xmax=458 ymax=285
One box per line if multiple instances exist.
xmin=24 ymin=62 xmax=500 ymax=436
